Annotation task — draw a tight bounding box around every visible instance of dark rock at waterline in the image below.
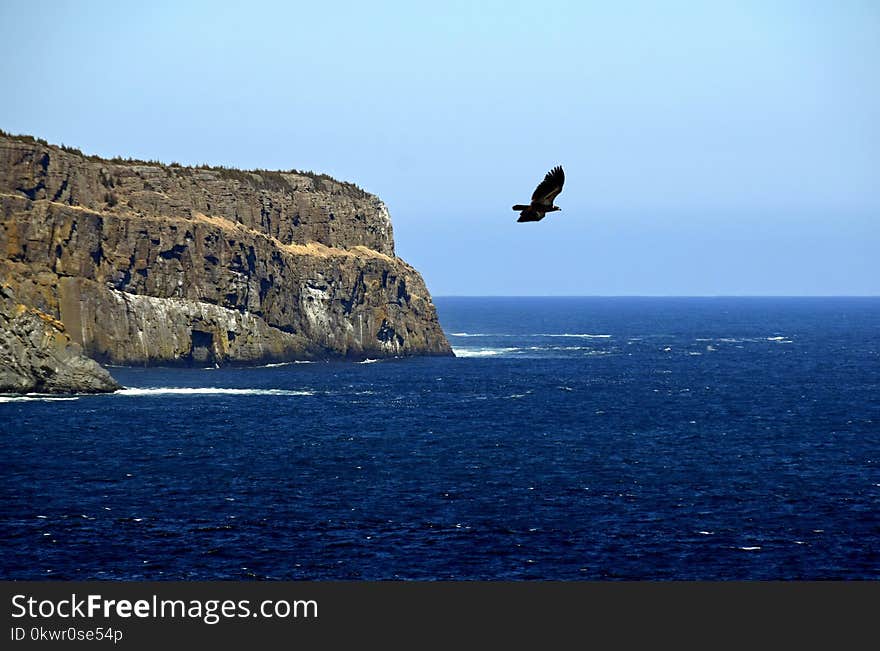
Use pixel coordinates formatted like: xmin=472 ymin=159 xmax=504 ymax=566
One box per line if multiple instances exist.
xmin=0 ymin=284 xmax=120 ymax=393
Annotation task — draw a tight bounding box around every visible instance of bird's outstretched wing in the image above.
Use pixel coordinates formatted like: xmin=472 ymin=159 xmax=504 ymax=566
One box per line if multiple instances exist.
xmin=516 ymin=209 xmax=543 ymax=223
xmin=530 ymin=165 xmax=565 ymax=207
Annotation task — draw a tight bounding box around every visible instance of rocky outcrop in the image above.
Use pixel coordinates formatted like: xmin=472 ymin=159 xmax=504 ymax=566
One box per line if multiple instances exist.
xmin=0 ymin=284 xmax=120 ymax=393
xmin=0 ymin=132 xmax=452 ymax=365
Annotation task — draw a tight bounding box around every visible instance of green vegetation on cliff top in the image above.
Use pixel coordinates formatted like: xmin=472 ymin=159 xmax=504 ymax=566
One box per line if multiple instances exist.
xmin=0 ymin=128 xmax=369 ymax=198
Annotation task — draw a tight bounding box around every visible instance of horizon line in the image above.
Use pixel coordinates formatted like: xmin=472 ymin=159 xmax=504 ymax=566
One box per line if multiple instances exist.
xmin=432 ymin=294 xmax=880 ymax=299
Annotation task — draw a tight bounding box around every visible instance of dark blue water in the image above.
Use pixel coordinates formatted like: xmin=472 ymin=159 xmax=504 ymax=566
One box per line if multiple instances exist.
xmin=2 ymin=297 xmax=879 ymax=580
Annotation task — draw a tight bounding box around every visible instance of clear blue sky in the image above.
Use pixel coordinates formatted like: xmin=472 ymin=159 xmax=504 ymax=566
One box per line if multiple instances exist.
xmin=2 ymin=1 xmax=878 ymax=295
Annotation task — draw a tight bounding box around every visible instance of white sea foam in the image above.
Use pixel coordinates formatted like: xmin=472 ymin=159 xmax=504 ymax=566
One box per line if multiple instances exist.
xmin=453 ymin=345 xmax=613 ymax=358
xmin=533 ymin=345 xmax=608 ymax=353
xmin=693 ymin=336 xmax=794 ymax=344
xmin=358 ymin=359 xmax=380 ymax=364
xmin=738 ymin=546 xmax=762 ymax=551
xmin=449 ymin=332 xmax=611 ymax=339
xmin=453 ymin=347 xmax=520 ymax=357
xmin=0 ymin=395 xmax=80 ymax=403
xmin=115 ymin=387 xmax=315 ymax=397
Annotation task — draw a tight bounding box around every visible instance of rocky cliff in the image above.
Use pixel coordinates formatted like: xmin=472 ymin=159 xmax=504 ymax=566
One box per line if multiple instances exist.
xmin=0 ymin=283 xmax=120 ymax=393
xmin=0 ymin=132 xmax=452 ymax=366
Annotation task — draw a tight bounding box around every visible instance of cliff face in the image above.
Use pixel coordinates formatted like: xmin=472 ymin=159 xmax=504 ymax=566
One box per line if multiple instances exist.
xmin=0 ymin=134 xmax=452 ymax=365
xmin=0 ymin=284 xmax=120 ymax=393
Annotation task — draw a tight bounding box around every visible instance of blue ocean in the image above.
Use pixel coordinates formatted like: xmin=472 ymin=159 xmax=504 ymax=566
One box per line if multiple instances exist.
xmin=2 ymin=297 xmax=879 ymax=580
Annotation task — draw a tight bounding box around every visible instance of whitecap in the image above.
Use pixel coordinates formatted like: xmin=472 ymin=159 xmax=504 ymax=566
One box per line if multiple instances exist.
xmin=555 ymin=346 xmax=600 ymax=351
xmin=452 ymin=347 xmax=520 ymax=357
xmin=115 ymin=387 xmax=315 ymax=397
xmin=449 ymin=332 xmax=611 ymax=339
xmin=0 ymin=395 xmax=80 ymax=403
xmin=358 ymin=359 xmax=380 ymax=364
xmin=738 ymin=546 xmax=762 ymax=551
xmin=540 ymin=333 xmax=611 ymax=339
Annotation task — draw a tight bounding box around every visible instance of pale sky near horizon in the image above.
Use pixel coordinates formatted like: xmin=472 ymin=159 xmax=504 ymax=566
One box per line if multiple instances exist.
xmin=1 ymin=1 xmax=878 ymax=295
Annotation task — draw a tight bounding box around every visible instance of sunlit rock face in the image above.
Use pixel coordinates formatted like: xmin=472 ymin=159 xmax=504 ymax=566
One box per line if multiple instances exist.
xmin=0 ymin=134 xmax=452 ymax=365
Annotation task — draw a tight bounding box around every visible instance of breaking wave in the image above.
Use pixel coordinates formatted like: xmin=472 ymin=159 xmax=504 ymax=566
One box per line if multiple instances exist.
xmin=452 ymin=346 xmax=612 ymax=358
xmin=694 ymin=336 xmax=794 ymax=344
xmin=453 ymin=347 xmax=519 ymax=358
xmin=449 ymin=332 xmax=611 ymax=339
xmin=114 ymin=387 xmax=315 ymax=397
xmin=0 ymin=395 xmax=80 ymax=403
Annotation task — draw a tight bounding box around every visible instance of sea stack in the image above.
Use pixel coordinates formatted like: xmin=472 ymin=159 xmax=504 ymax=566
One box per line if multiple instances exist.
xmin=0 ymin=131 xmax=452 ymax=371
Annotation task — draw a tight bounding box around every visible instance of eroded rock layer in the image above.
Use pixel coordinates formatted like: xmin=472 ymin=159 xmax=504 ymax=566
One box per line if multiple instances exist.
xmin=0 ymin=134 xmax=451 ymax=365
xmin=0 ymin=283 xmax=120 ymax=393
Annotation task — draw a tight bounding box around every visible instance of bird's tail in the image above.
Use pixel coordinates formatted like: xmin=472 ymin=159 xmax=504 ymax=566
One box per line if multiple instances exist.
xmin=512 ymin=204 xmax=530 ymax=211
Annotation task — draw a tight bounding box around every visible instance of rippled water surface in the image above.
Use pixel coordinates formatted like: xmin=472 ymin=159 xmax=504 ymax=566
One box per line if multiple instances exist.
xmin=2 ymin=297 xmax=879 ymax=579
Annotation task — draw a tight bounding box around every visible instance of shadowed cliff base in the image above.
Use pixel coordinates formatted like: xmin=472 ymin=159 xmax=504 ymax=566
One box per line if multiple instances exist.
xmin=0 ymin=131 xmax=452 ymax=367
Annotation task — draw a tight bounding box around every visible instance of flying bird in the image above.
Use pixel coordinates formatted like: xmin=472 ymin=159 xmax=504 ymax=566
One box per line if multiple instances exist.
xmin=512 ymin=165 xmax=565 ymax=222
